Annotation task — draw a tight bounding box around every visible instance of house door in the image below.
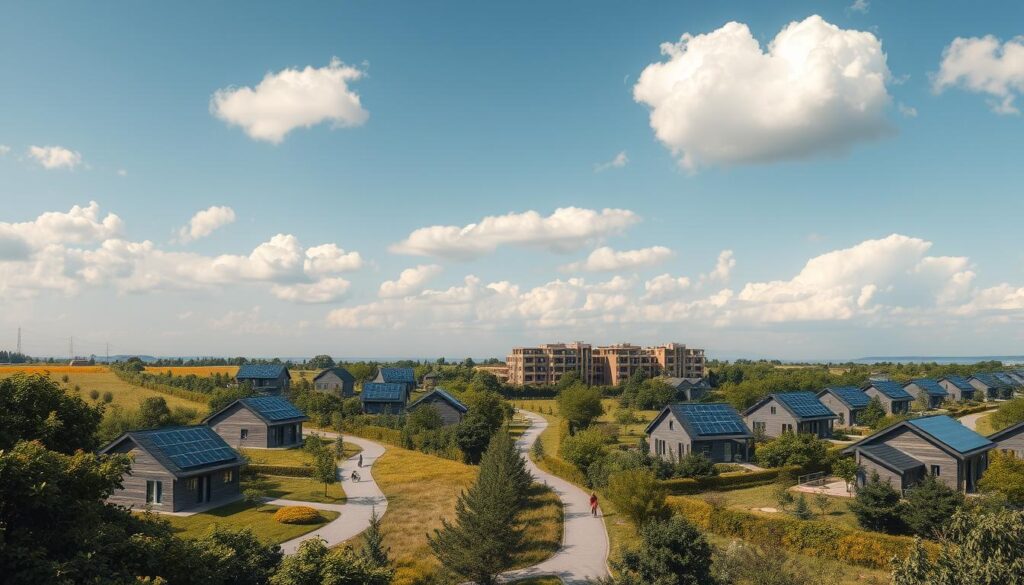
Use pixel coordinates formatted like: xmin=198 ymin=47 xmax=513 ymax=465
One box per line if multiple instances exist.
xmin=723 ymin=441 xmax=732 ymax=462
xmin=196 ymin=475 xmax=212 ymax=503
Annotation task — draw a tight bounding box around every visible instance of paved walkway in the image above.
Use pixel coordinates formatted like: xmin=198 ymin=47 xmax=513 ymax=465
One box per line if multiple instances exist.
xmin=959 ymin=407 xmax=999 ymax=432
xmin=791 ymin=478 xmax=853 ymax=498
xmin=276 ymin=433 xmax=388 ymax=555
xmin=498 ymin=411 xmax=610 ymax=585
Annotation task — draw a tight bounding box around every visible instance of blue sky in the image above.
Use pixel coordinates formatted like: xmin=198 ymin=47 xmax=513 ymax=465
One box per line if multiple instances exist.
xmin=2 ymin=1 xmax=1023 ymax=360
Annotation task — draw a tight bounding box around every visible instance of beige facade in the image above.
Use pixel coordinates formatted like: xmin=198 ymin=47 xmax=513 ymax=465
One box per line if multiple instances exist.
xmin=506 ymin=341 xmax=706 ymax=386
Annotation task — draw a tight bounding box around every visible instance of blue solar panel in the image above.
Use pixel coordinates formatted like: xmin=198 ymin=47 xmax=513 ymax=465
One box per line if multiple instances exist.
xmin=672 ymin=403 xmax=748 ymax=436
xmin=909 ymin=379 xmax=948 ymax=397
xmin=379 ymin=368 xmax=415 ymax=383
xmin=144 ymin=426 xmax=237 ymax=469
xmin=775 ymin=392 xmax=835 ymax=418
xmin=907 ymin=415 xmax=993 ymax=454
xmin=237 ymin=364 xmax=288 ymax=379
xmin=940 ymin=375 xmax=974 ymax=392
xmin=362 ymin=382 xmax=406 ymax=402
xmin=993 ymin=373 xmax=1018 ymax=387
xmin=241 ymin=396 xmax=306 ymax=421
xmin=869 ymin=381 xmax=913 ymax=400
xmin=826 ymin=386 xmax=870 ymax=408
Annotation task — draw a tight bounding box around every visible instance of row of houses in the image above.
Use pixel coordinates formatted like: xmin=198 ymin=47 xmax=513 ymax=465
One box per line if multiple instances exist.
xmin=99 ymin=383 xmax=469 ymax=513
xmin=646 ymin=393 xmax=1024 ymax=495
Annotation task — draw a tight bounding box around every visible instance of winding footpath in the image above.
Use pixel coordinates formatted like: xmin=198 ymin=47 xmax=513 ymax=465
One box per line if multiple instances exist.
xmin=274 ymin=433 xmax=388 ymax=555
xmin=499 ymin=410 xmax=611 ymax=585
xmin=959 ymin=406 xmax=999 ymax=432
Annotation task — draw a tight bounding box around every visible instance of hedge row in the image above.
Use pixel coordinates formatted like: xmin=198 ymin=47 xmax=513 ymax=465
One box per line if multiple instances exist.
xmin=109 ymin=368 xmax=210 ymax=403
xmin=536 ymin=454 xmax=588 ymax=486
xmin=247 ymin=464 xmax=313 ymax=477
xmin=660 ymin=465 xmax=803 ymax=495
xmin=343 ymin=424 xmax=404 ymax=447
xmin=671 ymin=497 xmax=936 ymax=570
xmin=951 ymin=404 xmax=993 ymax=418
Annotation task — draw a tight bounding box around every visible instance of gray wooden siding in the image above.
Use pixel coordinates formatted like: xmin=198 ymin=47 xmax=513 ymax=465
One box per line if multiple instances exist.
xmin=938 ymin=380 xmax=973 ymax=401
xmin=173 ymin=466 xmax=242 ymax=511
xmin=106 ymin=441 xmax=177 ymax=510
xmin=994 ymin=426 xmax=1024 ymax=458
xmin=208 ymin=403 xmax=270 ymax=449
xmin=867 ymin=427 xmax=960 ymax=490
xmin=314 ymin=371 xmax=354 ymax=398
xmin=968 ymin=379 xmax=997 ymax=401
xmin=904 ymin=383 xmax=944 ymax=409
xmin=864 ymin=387 xmax=911 ymax=415
xmin=240 ymin=372 xmax=290 ymax=394
xmin=744 ymin=398 xmax=800 ymax=439
xmin=648 ymin=411 xmax=693 ymax=460
xmin=411 ymin=398 xmax=463 ymax=426
xmin=856 ymin=453 xmax=905 ymax=489
xmin=363 ymin=401 xmax=405 ymax=415
xmin=818 ymin=394 xmax=856 ymax=426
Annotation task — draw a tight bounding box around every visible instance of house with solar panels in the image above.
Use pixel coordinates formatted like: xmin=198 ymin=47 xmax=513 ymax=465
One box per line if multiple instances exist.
xmin=863 ymin=380 xmax=913 ymax=415
xmin=967 ymin=373 xmax=1005 ymax=401
xmin=98 ymin=425 xmax=242 ymax=512
xmin=1009 ymin=370 xmax=1024 ymax=386
xmin=816 ymin=386 xmax=870 ymax=427
xmin=938 ymin=375 xmax=977 ymax=402
xmin=841 ymin=415 xmax=994 ymax=493
xmin=372 ymin=367 xmax=417 ymax=397
xmin=992 ymin=372 xmax=1021 ymax=395
xmin=989 ymin=421 xmax=1024 ymax=458
xmin=408 ymin=388 xmax=469 ymax=426
xmin=203 ymin=396 xmax=308 ymax=449
xmin=235 ymin=364 xmax=291 ymax=395
xmin=903 ymin=379 xmax=949 ymax=410
xmin=361 ymin=382 xmax=409 ymax=414
xmin=664 ymin=377 xmax=711 ymax=401
xmin=646 ymin=403 xmax=753 ymax=463
xmin=312 ymin=367 xmax=356 ymax=398
xmin=742 ymin=392 xmax=837 ymax=439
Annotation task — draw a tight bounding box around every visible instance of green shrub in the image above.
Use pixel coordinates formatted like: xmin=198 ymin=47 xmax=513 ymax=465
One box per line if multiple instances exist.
xmin=660 ymin=465 xmax=803 ymax=495
xmin=755 ymin=433 xmax=831 ymax=469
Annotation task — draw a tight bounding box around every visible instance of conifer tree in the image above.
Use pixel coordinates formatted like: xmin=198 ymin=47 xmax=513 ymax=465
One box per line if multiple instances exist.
xmin=428 ymin=428 xmax=531 ymax=585
xmin=361 ymin=509 xmax=391 ymax=571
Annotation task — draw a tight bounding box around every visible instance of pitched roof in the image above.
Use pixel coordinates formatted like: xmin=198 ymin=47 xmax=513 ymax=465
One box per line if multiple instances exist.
xmin=819 ymin=386 xmax=870 ymax=409
xmin=906 ymin=378 xmax=949 ymax=398
xmin=774 ymin=391 xmax=837 ymax=419
xmin=988 ymin=420 xmax=1024 ymax=442
xmin=906 ymin=415 xmax=994 ymax=455
xmin=660 ymin=402 xmax=751 ymax=439
xmin=866 ymin=380 xmax=913 ymax=401
xmin=361 ymin=382 xmax=408 ymax=403
xmin=313 ymin=367 xmax=355 ymax=383
xmin=236 ymin=364 xmax=289 ymax=380
xmin=409 ymin=388 xmax=468 ymax=413
xmin=992 ymin=372 xmax=1019 ymax=387
xmin=202 ymin=395 xmax=308 ymax=425
xmin=970 ymin=373 xmax=1005 ymax=389
xmin=378 ymin=367 xmax=415 ymax=384
xmin=858 ymin=443 xmax=925 ymax=473
xmin=939 ymin=375 xmax=975 ymax=392
xmin=100 ymin=425 xmax=240 ymax=477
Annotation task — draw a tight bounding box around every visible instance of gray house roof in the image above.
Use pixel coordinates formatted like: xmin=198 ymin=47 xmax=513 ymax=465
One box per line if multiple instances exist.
xmin=313 ymin=367 xmax=356 ymax=383
xmin=906 ymin=378 xmax=949 ymax=398
xmin=843 ymin=415 xmax=994 ymax=460
xmin=938 ymin=375 xmax=975 ymax=393
xmin=408 ymin=388 xmax=468 ymax=413
xmin=865 ymin=380 xmax=913 ymax=401
xmin=818 ymin=386 xmax=870 ymax=409
xmin=236 ymin=364 xmax=290 ymax=380
xmin=664 ymin=377 xmax=710 ymax=390
xmin=361 ymin=382 xmax=408 ymax=403
xmin=987 ymin=420 xmax=1024 ymax=442
xmin=858 ymin=443 xmax=925 ymax=474
xmin=646 ymin=402 xmax=752 ymax=440
xmin=202 ymin=396 xmax=308 ymax=425
xmin=99 ymin=425 xmax=241 ymax=478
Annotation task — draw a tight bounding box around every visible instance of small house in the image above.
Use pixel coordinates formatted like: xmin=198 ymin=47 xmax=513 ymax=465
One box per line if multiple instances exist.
xmin=647 ymin=403 xmax=753 ymax=463
xmin=967 ymin=374 xmax=1003 ymax=401
xmin=361 ymin=382 xmax=409 ymax=414
xmin=816 ymin=386 xmax=871 ymax=427
xmin=742 ymin=391 xmax=837 ymax=439
xmin=235 ymin=364 xmax=291 ymax=395
xmin=989 ymin=421 xmax=1024 ymax=458
xmin=373 ymin=367 xmax=416 ymax=397
xmin=99 ymin=426 xmax=242 ymax=512
xmin=938 ymin=375 xmax=976 ymax=402
xmin=421 ymin=372 xmax=441 ymax=390
xmin=407 ymin=388 xmax=468 ymax=426
xmin=842 ymin=415 xmax=993 ymax=493
xmin=903 ymin=379 xmax=949 ymax=410
xmin=1006 ymin=371 xmax=1024 ymax=386
xmin=312 ymin=367 xmax=356 ymax=398
xmin=203 ymin=396 xmax=308 ymax=449
xmin=863 ymin=381 xmax=913 ymax=415
xmin=664 ymin=377 xmax=711 ymax=401
xmin=993 ymin=372 xmax=1020 ymax=396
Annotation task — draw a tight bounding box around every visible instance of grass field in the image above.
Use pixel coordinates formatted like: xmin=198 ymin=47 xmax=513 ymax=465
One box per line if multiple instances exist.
xmin=241 ymin=440 xmax=361 ymax=467
xmin=675 ymin=483 xmax=860 ymax=530
xmin=143 ymin=366 xmax=238 ymax=376
xmin=0 ymin=365 xmax=108 ymax=374
xmin=0 ymin=368 xmax=206 ymax=412
xmin=158 ymin=500 xmax=339 ymax=544
xmin=247 ymin=474 xmax=347 ymax=504
xmin=975 ymin=412 xmax=996 ymax=435
xmin=363 ymin=444 xmax=562 ymax=585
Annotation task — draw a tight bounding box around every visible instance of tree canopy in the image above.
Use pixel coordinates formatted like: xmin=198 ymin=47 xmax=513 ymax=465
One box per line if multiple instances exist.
xmin=0 ymin=373 xmax=103 ymax=453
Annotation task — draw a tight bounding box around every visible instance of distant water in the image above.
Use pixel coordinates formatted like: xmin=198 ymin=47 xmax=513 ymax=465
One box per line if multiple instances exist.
xmin=851 ymin=356 xmax=1024 ymax=365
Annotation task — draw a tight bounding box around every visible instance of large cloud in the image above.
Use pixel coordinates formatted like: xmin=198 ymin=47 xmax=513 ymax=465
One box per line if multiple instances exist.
xmin=0 ymin=201 xmax=122 ymax=260
xmin=211 ymin=58 xmax=368 ymax=143
xmin=379 ymin=264 xmax=443 ymax=298
xmin=633 ymin=15 xmax=892 ymax=169
xmin=177 ymin=206 xmax=236 ymax=243
xmin=390 ymin=207 xmax=640 ymax=259
xmin=934 ymin=35 xmax=1024 ymax=114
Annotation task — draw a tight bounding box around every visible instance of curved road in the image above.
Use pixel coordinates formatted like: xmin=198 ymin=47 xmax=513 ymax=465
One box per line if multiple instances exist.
xmin=275 ymin=433 xmax=388 ymax=555
xmin=499 ymin=410 xmax=611 ymax=585
xmin=959 ymin=406 xmax=999 ymax=432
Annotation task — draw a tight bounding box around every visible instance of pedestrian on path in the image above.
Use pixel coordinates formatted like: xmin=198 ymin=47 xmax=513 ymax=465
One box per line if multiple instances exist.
xmin=358 ymin=453 xmax=363 ymax=467
xmin=351 ymin=470 xmax=361 ymax=483
xmin=589 ymin=492 xmax=599 ymax=517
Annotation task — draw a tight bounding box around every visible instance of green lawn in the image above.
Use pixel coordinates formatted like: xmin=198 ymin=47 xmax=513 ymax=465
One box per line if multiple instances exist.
xmin=245 ymin=473 xmax=346 ymax=504
xmin=159 ymin=500 xmax=339 ymax=544
xmin=975 ymin=412 xmax=996 ymax=436
xmin=704 ymin=533 xmax=889 ymax=585
xmin=241 ymin=440 xmax=361 ymax=467
xmin=691 ymin=483 xmax=860 ymax=530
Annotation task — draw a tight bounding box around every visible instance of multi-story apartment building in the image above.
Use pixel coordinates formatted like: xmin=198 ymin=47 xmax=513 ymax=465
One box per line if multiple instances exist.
xmin=506 ymin=341 xmax=706 ymax=386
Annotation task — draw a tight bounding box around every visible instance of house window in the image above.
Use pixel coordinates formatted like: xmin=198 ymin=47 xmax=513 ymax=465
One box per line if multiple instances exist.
xmin=753 ymin=421 xmax=765 ymax=433
xmin=838 ymin=413 xmax=845 ymax=425
xmin=240 ymin=428 xmax=248 ymax=440
xmin=931 ymin=465 xmax=941 ymax=477
xmin=770 ymin=406 xmax=777 ymax=415
xmin=783 ymin=424 xmax=793 ymax=433
xmin=146 ymin=480 xmax=163 ymax=504
xmin=702 ymin=445 xmax=712 ymax=457
xmin=223 ymin=470 xmax=234 ymax=483
xmin=669 ymin=420 xmax=674 ymax=431
xmin=186 ymin=478 xmax=198 ymax=491
xmin=678 ymin=442 xmax=684 ymax=456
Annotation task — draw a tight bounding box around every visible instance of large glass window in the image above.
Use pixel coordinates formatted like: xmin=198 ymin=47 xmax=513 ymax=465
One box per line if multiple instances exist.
xmin=146 ymin=480 xmax=163 ymax=504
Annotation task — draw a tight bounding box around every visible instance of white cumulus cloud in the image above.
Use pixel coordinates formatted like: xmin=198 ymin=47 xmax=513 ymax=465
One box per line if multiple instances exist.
xmin=303 ymin=243 xmax=363 ymax=275
xmin=562 ymin=246 xmax=673 ymax=272
xmin=27 ymin=145 xmax=83 ymax=170
xmin=633 ymin=15 xmax=892 ymax=169
xmin=379 ymin=264 xmax=444 ymax=298
xmin=934 ymin=35 xmax=1024 ymax=114
xmin=177 ymin=206 xmax=236 ymax=243
xmin=271 ymin=277 xmax=351 ymax=304
xmin=390 ymin=207 xmax=640 ymax=259
xmin=211 ymin=58 xmax=369 ymax=143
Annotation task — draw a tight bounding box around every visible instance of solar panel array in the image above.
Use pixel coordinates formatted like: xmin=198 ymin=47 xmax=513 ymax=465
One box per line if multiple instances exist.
xmin=362 ymin=382 xmax=406 ymax=401
xmin=675 ymin=403 xmax=748 ymax=436
xmin=237 ymin=364 xmax=287 ymax=379
xmin=828 ymin=386 xmax=871 ymax=408
xmin=146 ymin=427 xmax=237 ymax=469
xmin=870 ymin=380 xmax=913 ymax=400
xmin=910 ymin=379 xmax=949 ymax=397
xmin=993 ymin=372 xmax=1018 ymax=387
xmin=908 ymin=415 xmax=992 ymax=454
xmin=242 ymin=396 xmax=305 ymax=421
xmin=776 ymin=392 xmax=835 ymax=418
xmin=380 ymin=368 xmax=415 ymax=383
xmin=941 ymin=375 xmax=974 ymax=392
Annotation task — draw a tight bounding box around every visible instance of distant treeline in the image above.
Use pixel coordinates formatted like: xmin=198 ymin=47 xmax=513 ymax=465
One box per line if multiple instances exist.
xmin=0 ymin=351 xmax=32 ymax=364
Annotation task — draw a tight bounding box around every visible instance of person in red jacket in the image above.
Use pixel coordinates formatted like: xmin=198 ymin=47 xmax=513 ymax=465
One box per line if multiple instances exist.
xmin=589 ymin=492 xmax=599 ymax=517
